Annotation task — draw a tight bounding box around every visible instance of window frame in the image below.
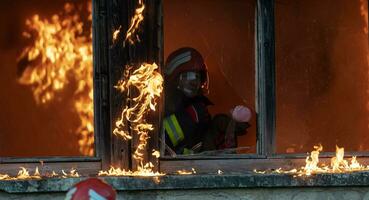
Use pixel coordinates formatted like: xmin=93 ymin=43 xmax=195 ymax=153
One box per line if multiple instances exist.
xmin=157 ymin=0 xmax=369 ymax=173
xmin=158 ymin=0 xmax=272 ymax=161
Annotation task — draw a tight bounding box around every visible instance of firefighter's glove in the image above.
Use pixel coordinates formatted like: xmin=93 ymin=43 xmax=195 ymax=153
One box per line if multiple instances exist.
xmin=231 ymin=105 xmax=252 ymax=123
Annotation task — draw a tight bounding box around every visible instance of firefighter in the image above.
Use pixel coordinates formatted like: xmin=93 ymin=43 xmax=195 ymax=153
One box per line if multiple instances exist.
xmin=163 ymin=47 xmax=251 ymax=155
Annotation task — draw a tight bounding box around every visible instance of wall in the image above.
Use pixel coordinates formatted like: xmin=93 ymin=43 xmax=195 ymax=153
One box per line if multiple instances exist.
xmin=3 ymin=187 xmax=369 ymax=200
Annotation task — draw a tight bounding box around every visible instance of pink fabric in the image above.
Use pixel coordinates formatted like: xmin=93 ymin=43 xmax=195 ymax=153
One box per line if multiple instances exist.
xmin=231 ymin=105 xmax=252 ymax=122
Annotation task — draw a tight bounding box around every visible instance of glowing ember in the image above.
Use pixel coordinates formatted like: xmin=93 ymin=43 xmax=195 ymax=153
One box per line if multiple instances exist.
xmin=152 ymin=150 xmax=160 ymax=158
xmin=254 ymin=145 xmax=369 ymax=176
xmin=98 ymin=166 xmax=164 ymax=177
xmin=124 ymin=0 xmax=145 ymax=45
xmin=112 ymin=26 xmax=122 ymax=43
xmin=18 ymin=2 xmax=94 ymax=156
xmin=114 ymin=62 xmax=163 ymax=172
xmin=176 ymin=168 xmax=196 ymax=175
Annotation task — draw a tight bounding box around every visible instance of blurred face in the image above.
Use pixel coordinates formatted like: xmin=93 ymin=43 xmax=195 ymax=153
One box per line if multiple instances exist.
xmin=178 ymin=71 xmax=201 ymax=98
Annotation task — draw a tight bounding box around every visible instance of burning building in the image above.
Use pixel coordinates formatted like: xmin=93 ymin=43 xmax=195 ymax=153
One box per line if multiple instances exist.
xmin=0 ymin=0 xmax=369 ymax=199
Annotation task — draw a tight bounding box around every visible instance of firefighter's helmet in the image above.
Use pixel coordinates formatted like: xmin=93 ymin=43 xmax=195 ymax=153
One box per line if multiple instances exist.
xmin=165 ymin=47 xmax=209 ymax=91
xmin=65 ymin=178 xmax=116 ymax=200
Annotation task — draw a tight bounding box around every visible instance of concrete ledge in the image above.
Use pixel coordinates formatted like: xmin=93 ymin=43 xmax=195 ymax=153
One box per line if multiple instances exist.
xmin=1 ymin=172 xmax=369 ymax=193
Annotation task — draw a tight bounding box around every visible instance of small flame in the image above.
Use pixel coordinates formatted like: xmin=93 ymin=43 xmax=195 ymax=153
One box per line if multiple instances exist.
xmin=176 ymin=168 xmax=196 ymax=175
xmin=18 ymin=2 xmax=94 ymax=156
xmin=124 ymin=0 xmax=145 ymax=45
xmin=152 ymin=150 xmax=160 ymax=158
xmin=16 ymin=167 xmax=41 ymax=180
xmin=98 ymin=166 xmax=164 ymax=177
xmin=50 ymin=171 xmax=59 ymax=177
xmin=0 ymin=168 xmax=80 ymax=180
xmin=331 ymin=146 xmax=348 ymax=172
xmin=112 ymin=26 xmax=122 ymax=43
xmin=0 ymin=174 xmax=10 ymax=180
xmin=303 ymin=144 xmax=323 ymax=176
xmin=254 ymin=145 xmax=369 ymax=176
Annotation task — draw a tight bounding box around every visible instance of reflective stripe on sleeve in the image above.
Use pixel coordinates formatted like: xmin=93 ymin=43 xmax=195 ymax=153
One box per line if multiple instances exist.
xmin=163 ymin=114 xmax=185 ymax=147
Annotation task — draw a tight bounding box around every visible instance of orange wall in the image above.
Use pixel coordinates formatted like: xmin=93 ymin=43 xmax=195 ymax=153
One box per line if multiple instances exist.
xmin=0 ymin=0 xmax=90 ymax=157
xmin=276 ymin=0 xmax=369 ymax=153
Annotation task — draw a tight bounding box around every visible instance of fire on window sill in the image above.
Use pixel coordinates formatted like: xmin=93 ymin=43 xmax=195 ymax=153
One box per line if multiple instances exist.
xmin=2 ymin=172 xmax=369 ymax=194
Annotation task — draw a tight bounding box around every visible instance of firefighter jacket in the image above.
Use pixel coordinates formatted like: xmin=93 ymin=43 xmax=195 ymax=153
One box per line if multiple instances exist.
xmin=164 ymin=91 xmax=212 ymax=154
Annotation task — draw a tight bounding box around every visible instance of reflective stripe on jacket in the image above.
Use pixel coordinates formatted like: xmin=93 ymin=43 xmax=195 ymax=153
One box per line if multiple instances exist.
xmin=163 ymin=114 xmax=185 ymax=147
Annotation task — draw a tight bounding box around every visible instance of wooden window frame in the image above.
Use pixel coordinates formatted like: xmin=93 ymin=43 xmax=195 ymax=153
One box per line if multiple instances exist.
xmin=156 ymin=0 xmax=369 ymax=173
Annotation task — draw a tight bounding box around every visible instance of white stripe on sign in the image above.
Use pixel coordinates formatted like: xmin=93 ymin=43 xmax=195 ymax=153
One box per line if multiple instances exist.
xmin=65 ymin=187 xmax=77 ymax=200
xmin=166 ymin=51 xmax=192 ymax=75
xmin=89 ymin=189 xmax=107 ymax=200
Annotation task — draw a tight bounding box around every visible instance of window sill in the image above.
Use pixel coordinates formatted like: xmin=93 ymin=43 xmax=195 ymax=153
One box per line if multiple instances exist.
xmin=1 ymin=172 xmax=369 ymax=193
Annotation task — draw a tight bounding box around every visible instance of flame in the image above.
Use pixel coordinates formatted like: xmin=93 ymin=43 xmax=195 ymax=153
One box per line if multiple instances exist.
xmin=18 ymin=2 xmax=94 ymax=156
xmin=176 ymin=168 xmax=196 ymax=175
xmin=62 ymin=169 xmax=80 ymax=178
xmin=152 ymin=150 xmax=160 ymax=158
xmin=255 ymin=145 xmax=369 ymax=176
xmin=0 ymin=167 xmax=80 ymax=180
xmin=112 ymin=26 xmax=122 ymax=43
xmin=98 ymin=165 xmax=164 ymax=177
xmin=303 ymin=144 xmax=323 ymax=176
xmin=0 ymin=174 xmax=10 ymax=180
xmin=331 ymin=146 xmax=348 ymax=172
xmin=114 ymin=63 xmax=163 ymax=172
xmin=113 ymin=0 xmax=162 ymax=175
xmin=17 ymin=167 xmax=41 ymax=180
xmin=124 ymin=0 xmax=145 ymax=45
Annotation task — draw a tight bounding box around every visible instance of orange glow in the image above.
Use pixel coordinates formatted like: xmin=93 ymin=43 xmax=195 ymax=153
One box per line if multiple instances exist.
xmin=18 ymin=2 xmax=94 ymax=156
xmin=360 ymin=0 xmax=368 ymax=34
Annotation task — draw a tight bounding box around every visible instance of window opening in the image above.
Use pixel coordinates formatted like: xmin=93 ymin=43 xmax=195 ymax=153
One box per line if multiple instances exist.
xmin=162 ymin=0 xmax=256 ymax=156
xmin=0 ymin=0 xmax=94 ymax=157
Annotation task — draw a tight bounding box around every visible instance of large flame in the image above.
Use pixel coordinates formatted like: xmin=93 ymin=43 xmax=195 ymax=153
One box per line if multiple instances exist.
xmin=18 ymin=2 xmax=94 ymax=156
xmin=114 ymin=63 xmax=163 ymax=171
